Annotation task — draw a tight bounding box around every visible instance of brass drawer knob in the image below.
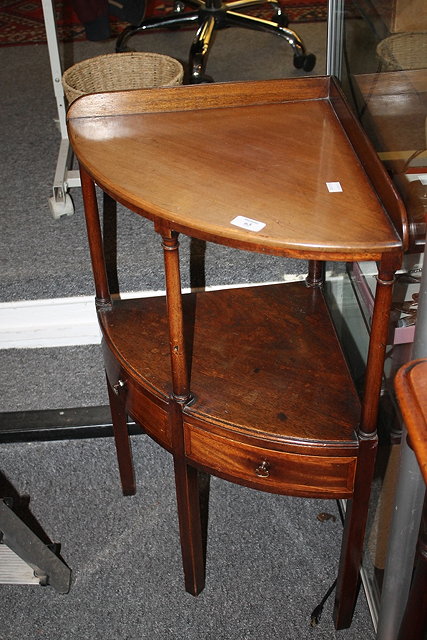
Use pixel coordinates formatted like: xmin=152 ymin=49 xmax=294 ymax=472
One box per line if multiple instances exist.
xmin=113 ymin=378 xmax=126 ymax=395
xmin=255 ymin=460 xmax=270 ymax=478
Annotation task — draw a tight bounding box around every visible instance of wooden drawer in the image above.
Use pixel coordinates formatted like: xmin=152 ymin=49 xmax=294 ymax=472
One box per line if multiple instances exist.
xmin=103 ymin=344 xmax=172 ymax=450
xmin=126 ymin=377 xmax=171 ymax=449
xmin=184 ymin=422 xmax=357 ymax=499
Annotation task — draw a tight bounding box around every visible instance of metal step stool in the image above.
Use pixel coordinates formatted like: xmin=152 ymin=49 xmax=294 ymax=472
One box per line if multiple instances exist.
xmin=0 ymin=498 xmax=71 ymax=593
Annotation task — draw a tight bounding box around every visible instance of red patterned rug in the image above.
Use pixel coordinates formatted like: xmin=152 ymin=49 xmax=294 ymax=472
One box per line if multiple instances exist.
xmin=0 ymin=0 xmax=332 ymax=46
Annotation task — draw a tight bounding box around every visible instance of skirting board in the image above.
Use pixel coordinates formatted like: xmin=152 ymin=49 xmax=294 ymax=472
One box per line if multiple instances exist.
xmin=0 ymin=278 xmax=311 ymax=349
xmin=0 ymin=295 xmax=101 ymax=349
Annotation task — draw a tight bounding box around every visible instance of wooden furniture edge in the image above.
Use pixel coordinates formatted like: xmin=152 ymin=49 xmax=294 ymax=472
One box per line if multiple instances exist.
xmin=395 ymin=357 xmax=427 ymax=484
xmin=66 ymin=76 xmax=330 ymax=119
xmin=68 ymin=76 xmax=405 ymax=261
xmin=74 ymin=168 xmax=402 ymax=262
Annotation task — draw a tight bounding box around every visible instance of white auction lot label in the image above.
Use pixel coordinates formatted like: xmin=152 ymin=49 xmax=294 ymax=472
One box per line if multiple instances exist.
xmin=326 ymin=181 xmax=343 ymax=192
xmin=231 ymin=216 xmax=266 ymax=232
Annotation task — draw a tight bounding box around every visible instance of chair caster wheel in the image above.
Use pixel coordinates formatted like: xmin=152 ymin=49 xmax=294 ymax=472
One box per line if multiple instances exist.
xmin=275 ymin=13 xmax=289 ymax=27
xmin=116 ymin=45 xmax=135 ymax=53
xmin=191 ymin=74 xmax=214 ymax=84
xmin=303 ymin=53 xmax=316 ymax=72
xmin=293 ymin=53 xmax=304 ymax=69
xmin=293 ymin=53 xmax=316 ymax=72
xmin=49 ymin=193 xmax=74 ymax=219
xmin=167 ymin=2 xmax=186 ymax=27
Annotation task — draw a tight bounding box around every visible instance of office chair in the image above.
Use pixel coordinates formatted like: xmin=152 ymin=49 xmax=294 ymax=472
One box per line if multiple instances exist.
xmin=115 ymin=0 xmax=316 ymax=83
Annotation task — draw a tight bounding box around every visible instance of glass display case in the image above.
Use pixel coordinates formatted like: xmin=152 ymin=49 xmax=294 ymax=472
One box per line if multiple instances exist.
xmin=336 ymin=0 xmax=426 ymax=251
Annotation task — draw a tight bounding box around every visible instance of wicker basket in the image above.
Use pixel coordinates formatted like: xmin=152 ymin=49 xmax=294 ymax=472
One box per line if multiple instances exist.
xmin=376 ymin=32 xmax=427 ymax=71
xmin=62 ymin=52 xmax=184 ymax=104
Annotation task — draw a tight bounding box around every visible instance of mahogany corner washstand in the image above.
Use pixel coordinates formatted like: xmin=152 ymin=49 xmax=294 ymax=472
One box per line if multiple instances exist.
xmin=67 ymin=77 xmax=408 ymax=630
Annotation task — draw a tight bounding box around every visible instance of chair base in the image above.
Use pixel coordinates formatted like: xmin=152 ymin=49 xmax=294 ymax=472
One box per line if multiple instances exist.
xmin=115 ymin=0 xmax=316 ymax=83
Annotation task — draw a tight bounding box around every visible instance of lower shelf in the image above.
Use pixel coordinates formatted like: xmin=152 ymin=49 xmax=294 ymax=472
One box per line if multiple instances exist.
xmin=101 ymin=281 xmax=362 ymax=497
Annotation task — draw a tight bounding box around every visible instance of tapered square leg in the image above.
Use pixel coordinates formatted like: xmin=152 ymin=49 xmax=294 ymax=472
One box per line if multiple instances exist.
xmin=106 ymin=374 xmax=136 ymax=496
xmin=174 ymin=457 xmax=206 ymax=596
xmin=333 ymin=439 xmax=377 ymax=629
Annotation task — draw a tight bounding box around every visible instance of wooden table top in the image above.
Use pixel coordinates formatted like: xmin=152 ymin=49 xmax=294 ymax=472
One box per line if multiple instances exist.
xmin=68 ymin=77 xmax=403 ymax=261
xmin=395 ymin=357 xmax=427 ymax=484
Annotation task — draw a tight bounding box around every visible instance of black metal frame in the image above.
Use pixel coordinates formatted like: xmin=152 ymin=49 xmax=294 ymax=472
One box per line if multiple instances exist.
xmin=0 ymin=406 xmax=139 ymax=443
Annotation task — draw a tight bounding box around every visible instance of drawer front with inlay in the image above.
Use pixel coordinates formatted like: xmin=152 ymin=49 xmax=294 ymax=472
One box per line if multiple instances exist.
xmin=125 ymin=377 xmax=171 ymax=450
xmin=184 ymin=422 xmax=356 ymax=498
xmin=104 ymin=346 xmax=172 ymax=450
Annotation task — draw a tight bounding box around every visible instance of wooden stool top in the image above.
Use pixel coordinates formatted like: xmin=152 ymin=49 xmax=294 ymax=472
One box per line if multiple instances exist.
xmin=67 ymin=76 xmax=407 ymax=261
